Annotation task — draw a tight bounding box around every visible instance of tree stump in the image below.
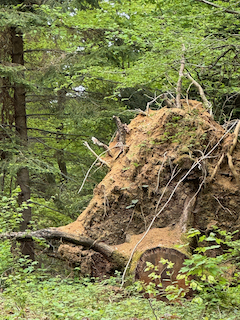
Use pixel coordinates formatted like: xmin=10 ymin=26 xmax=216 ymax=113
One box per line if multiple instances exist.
xmin=135 ymin=247 xmax=191 ymax=299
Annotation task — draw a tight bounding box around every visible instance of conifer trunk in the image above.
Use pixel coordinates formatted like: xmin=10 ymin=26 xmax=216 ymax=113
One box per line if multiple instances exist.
xmin=11 ymin=27 xmax=34 ymax=260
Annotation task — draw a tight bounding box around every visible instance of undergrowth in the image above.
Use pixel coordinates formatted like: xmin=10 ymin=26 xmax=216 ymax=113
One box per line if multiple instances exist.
xmin=1 ymin=194 xmax=240 ymax=319
xmin=0 ymin=260 xmax=240 ymax=320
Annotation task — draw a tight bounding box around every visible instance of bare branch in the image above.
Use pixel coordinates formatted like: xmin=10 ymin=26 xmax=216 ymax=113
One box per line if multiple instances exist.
xmin=184 ymin=72 xmax=212 ymax=114
xmin=83 ymin=141 xmax=110 ymax=168
xmin=24 ymin=49 xmax=66 ymax=53
xmin=145 ymin=94 xmax=164 ymax=115
xmin=92 ymin=137 xmax=112 ymax=156
xmin=176 ymin=45 xmax=186 ymax=108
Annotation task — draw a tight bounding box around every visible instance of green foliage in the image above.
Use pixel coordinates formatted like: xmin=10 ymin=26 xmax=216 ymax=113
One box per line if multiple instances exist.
xmin=1 ymin=267 xmax=240 ymax=319
xmin=177 ymin=227 xmax=240 ymax=309
xmin=0 ymin=187 xmax=24 ymax=232
xmin=142 ymin=259 xmax=185 ymax=302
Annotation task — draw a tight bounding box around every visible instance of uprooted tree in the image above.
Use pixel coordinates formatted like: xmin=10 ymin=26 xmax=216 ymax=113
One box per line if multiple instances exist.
xmin=2 ymin=96 xmax=240 ymax=293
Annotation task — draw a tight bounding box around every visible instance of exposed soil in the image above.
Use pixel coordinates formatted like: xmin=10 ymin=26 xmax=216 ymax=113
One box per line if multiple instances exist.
xmin=58 ymin=100 xmax=240 ymax=279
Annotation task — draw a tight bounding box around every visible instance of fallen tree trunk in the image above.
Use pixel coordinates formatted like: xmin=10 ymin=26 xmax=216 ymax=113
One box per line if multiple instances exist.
xmin=0 ymin=228 xmax=126 ymax=263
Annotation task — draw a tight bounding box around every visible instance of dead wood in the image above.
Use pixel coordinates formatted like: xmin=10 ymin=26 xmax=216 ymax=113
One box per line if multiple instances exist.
xmin=92 ymin=136 xmax=112 ymax=157
xmin=135 ymin=247 xmax=192 ymax=299
xmin=83 ymin=141 xmax=111 ymax=168
xmin=184 ymin=72 xmax=212 ymax=114
xmin=0 ymin=228 xmax=124 ymax=262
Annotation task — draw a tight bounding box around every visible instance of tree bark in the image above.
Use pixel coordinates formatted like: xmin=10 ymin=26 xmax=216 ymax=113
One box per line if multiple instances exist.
xmin=11 ymin=27 xmax=34 ymax=260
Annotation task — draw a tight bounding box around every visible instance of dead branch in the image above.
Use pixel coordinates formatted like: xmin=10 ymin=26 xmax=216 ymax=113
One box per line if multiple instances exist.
xmin=176 ymin=45 xmax=186 ymax=108
xmin=227 ymin=153 xmax=239 ymax=184
xmin=83 ymin=141 xmax=110 ymax=168
xmin=145 ymin=94 xmax=164 ymax=115
xmin=184 ymin=72 xmax=212 ymax=114
xmin=229 ymin=120 xmax=240 ymax=156
xmin=92 ymin=137 xmax=112 ymax=157
xmin=0 ymin=228 xmax=117 ymax=260
xmin=113 ymin=116 xmax=129 ymax=159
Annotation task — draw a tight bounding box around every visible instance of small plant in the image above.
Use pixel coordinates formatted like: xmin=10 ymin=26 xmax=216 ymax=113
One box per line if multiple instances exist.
xmin=132 ymin=162 xmax=141 ymax=167
xmin=177 ymin=227 xmax=240 ymax=308
xmin=138 ymin=259 xmax=185 ymax=302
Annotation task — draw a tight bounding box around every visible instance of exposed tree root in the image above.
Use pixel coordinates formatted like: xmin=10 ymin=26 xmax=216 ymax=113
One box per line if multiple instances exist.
xmin=209 ymin=120 xmax=240 ymax=184
xmin=227 ymin=152 xmax=239 ymax=184
xmin=209 ymin=153 xmax=224 ymax=183
xmin=229 ymin=120 xmax=240 ymax=156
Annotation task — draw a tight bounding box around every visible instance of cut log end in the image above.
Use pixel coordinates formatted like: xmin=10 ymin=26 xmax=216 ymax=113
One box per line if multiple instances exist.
xmin=135 ymin=247 xmax=191 ymax=300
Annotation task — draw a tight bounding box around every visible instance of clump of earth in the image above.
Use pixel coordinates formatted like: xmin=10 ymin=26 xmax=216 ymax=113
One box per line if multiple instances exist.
xmin=58 ymin=100 xmax=240 ymax=279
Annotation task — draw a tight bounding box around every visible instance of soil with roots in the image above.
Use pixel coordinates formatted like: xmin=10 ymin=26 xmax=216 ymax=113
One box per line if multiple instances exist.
xmin=58 ymin=100 xmax=240 ymax=278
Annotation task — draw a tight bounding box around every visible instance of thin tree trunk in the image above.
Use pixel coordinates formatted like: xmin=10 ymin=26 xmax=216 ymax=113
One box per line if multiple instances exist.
xmin=11 ymin=27 xmax=34 ymax=260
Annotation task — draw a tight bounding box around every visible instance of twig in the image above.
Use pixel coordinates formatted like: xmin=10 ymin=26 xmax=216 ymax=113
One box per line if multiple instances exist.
xmin=176 ymin=45 xmax=186 ymax=108
xmin=101 ymin=185 xmax=109 ymax=218
xmin=155 ymin=165 xmax=181 ymax=214
xmin=145 ymin=94 xmax=164 ymax=115
xmin=78 ymin=145 xmax=122 ymax=194
xmin=78 ymin=159 xmax=98 ymax=194
xmin=83 ymin=141 xmax=110 ymax=168
xmin=186 ymin=81 xmax=194 ymax=108
xmin=148 ymin=299 xmax=158 ymax=320
xmin=140 ymin=206 xmax=147 ymax=231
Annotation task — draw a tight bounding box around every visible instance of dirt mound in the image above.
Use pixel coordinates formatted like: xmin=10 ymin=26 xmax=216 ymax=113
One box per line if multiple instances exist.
xmin=58 ymin=100 xmax=240 ymax=277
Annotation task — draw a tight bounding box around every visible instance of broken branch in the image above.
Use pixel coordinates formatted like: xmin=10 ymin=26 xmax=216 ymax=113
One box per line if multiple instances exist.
xmin=91 ymin=137 xmax=112 ymax=157
xmin=83 ymin=141 xmax=110 ymax=168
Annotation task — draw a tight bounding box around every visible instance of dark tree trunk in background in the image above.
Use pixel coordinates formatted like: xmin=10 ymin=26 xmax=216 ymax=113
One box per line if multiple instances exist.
xmin=56 ymin=88 xmax=68 ymax=181
xmin=11 ymin=27 xmax=34 ymax=260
